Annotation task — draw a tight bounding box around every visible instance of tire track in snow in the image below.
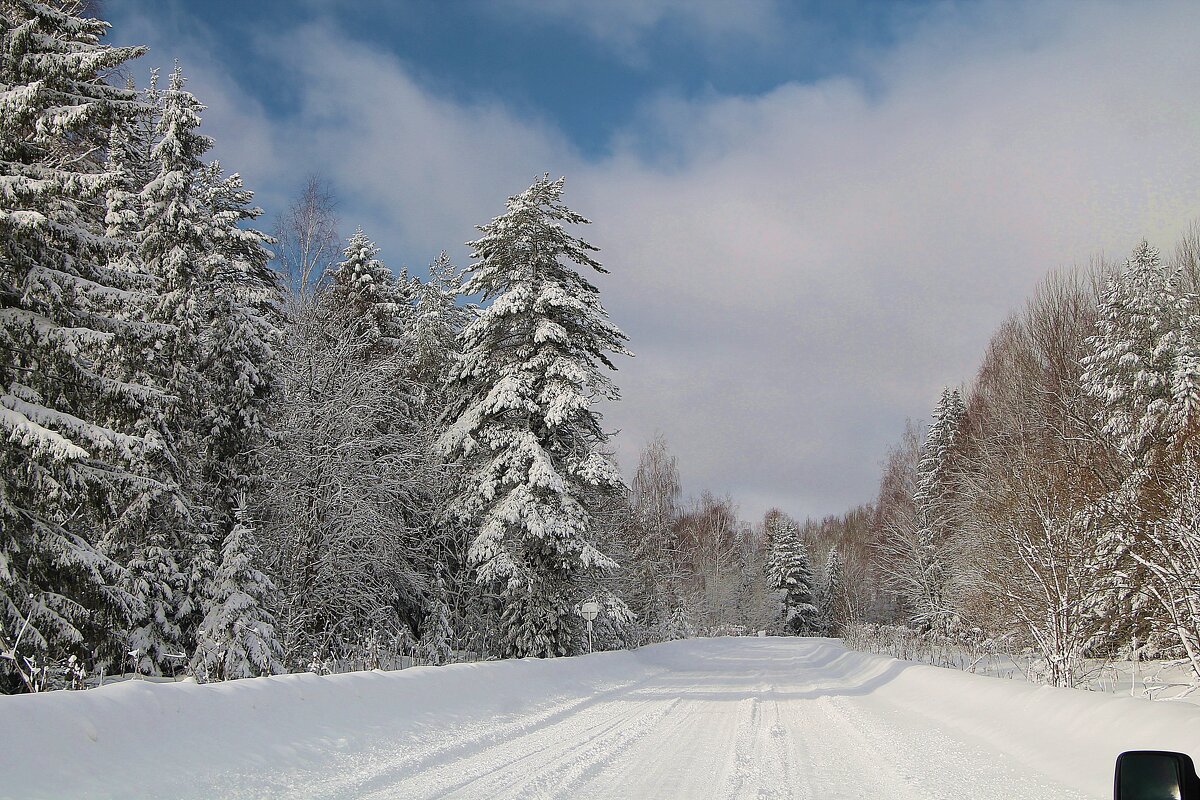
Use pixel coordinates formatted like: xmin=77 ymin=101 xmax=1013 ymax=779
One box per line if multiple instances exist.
xmin=574 ymin=688 xmax=741 ymax=798
xmin=719 ymin=685 xmax=807 ymax=800
xmin=760 ymin=689 xmax=803 ymax=800
xmin=431 ymin=696 xmax=681 ymax=799
xmin=290 ymin=670 xmax=668 ymax=799
xmin=355 ymin=693 xmax=677 ymax=799
xmin=720 ymin=695 xmax=762 ymax=799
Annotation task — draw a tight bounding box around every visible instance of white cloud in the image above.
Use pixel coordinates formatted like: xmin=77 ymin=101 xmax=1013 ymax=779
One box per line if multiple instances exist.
xmin=108 ymin=0 xmax=1200 ymax=522
xmin=257 ymin=24 xmax=580 ymax=262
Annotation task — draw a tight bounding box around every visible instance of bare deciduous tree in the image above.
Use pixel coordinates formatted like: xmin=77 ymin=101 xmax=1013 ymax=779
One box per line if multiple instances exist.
xmin=274 ymin=174 xmax=340 ymax=300
xmin=957 ymin=271 xmax=1122 ymax=687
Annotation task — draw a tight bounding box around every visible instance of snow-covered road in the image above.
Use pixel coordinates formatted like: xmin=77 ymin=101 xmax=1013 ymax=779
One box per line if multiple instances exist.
xmin=348 ymin=640 xmax=1087 ymax=800
xmin=331 ymin=638 xmax=1099 ymax=800
xmin=5 ymin=637 xmax=1200 ymax=799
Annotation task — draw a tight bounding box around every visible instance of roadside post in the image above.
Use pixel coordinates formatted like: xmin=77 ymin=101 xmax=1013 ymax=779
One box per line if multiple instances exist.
xmin=580 ymin=601 xmax=601 ymax=654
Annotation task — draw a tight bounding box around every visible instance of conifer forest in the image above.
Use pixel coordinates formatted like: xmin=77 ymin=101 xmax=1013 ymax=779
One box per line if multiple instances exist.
xmin=5 ymin=0 xmax=1200 ymax=700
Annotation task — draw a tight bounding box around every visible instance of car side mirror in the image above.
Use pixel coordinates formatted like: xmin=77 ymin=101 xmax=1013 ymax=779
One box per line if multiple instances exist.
xmin=1115 ymin=751 xmax=1200 ymax=800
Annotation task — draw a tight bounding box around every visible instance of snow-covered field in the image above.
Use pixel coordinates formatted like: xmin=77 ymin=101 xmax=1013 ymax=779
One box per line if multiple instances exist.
xmin=4 ymin=637 xmax=1200 ymax=799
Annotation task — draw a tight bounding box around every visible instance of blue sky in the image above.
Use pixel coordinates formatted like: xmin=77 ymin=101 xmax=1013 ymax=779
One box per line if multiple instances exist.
xmin=113 ymin=0 xmax=926 ymax=157
xmin=106 ymin=0 xmax=1200 ymax=522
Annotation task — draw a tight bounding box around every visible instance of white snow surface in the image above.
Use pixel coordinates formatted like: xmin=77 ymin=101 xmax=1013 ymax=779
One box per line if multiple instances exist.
xmin=4 ymin=637 xmax=1200 ymax=799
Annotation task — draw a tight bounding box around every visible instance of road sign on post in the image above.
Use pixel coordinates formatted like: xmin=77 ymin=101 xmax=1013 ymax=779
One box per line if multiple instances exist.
xmin=580 ymin=601 xmax=601 ymax=654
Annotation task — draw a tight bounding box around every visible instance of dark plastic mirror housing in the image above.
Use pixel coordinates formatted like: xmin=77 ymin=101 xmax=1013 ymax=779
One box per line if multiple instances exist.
xmin=1115 ymin=750 xmax=1200 ymax=800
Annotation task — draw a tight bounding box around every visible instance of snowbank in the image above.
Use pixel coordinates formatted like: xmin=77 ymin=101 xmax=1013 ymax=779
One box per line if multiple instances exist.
xmin=817 ymin=644 xmax=1200 ymax=796
xmin=0 ymin=647 xmax=665 ymax=799
xmin=2 ymin=638 xmax=1199 ymax=798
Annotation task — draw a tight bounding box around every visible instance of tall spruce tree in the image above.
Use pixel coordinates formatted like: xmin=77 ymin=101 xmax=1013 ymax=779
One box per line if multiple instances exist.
xmin=195 ymin=161 xmax=278 ymax=530
xmin=408 ymin=251 xmax=467 ymax=395
xmin=440 ymin=175 xmax=630 ymax=658
xmin=818 ymin=548 xmax=846 ymax=635
xmin=1082 ymin=241 xmax=1200 ymax=478
xmin=327 ymin=227 xmax=410 ymax=350
xmin=908 ymin=387 xmax=965 ymax=633
xmin=764 ymin=514 xmax=819 ymax=635
xmin=1082 ymin=242 xmax=1200 ymax=678
xmin=120 ymin=63 xmax=225 ymax=674
xmin=0 ymin=1 xmax=177 ymax=689
xmin=122 ymin=65 xmax=279 ymax=674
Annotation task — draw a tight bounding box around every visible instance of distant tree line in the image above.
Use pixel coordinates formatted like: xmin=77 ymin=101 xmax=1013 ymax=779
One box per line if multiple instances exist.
xmin=808 ymin=231 xmax=1200 ymax=688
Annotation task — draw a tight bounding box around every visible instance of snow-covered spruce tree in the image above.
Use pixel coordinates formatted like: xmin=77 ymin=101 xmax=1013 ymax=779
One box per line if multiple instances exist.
xmin=114 ymin=63 xmax=225 ymax=675
xmin=106 ymin=71 xmax=160 ymax=209
xmin=416 ymin=566 xmax=454 ymax=666
xmin=1082 ymin=242 xmax=1200 ymax=678
xmin=0 ymin=1 xmax=177 ymax=689
xmin=101 ymin=65 xmax=280 ymax=677
xmin=911 ymin=387 xmax=965 ymax=632
xmin=1081 ymin=241 xmax=1200 ymax=479
xmin=818 ymin=548 xmax=846 ymax=636
xmin=764 ymin=513 xmax=819 ymax=635
xmin=140 ymin=64 xmax=213 ymax=414
xmin=327 ymin=227 xmax=411 ymax=351
xmin=440 ymin=175 xmax=630 ymax=658
xmin=127 ymin=66 xmax=280 ymax=676
xmin=879 ymin=387 xmax=965 ymax=635
xmin=194 ymin=160 xmax=279 ymax=529
xmin=408 ymin=250 xmax=469 ymax=396
xmin=190 ymin=498 xmax=282 ymax=681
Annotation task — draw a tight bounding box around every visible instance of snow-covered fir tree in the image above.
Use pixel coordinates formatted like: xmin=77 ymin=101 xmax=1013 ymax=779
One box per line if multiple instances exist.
xmin=117 ymin=63 xmax=226 ymax=675
xmin=907 ymin=386 xmax=965 ymax=633
xmin=1082 ymin=241 xmax=1200 ymax=479
xmin=408 ymin=250 xmax=468 ymax=394
xmin=327 ymin=227 xmax=410 ymax=350
xmin=1082 ymin=242 xmax=1200 ymax=679
xmin=417 ymin=566 xmax=455 ymax=666
xmin=195 ymin=160 xmax=279 ymax=528
xmin=440 ymin=175 xmax=630 ymax=658
xmin=764 ymin=514 xmax=819 ymax=635
xmin=190 ymin=498 xmax=283 ymax=681
xmin=139 ymin=64 xmax=213 ymax=408
xmin=914 ymin=388 xmax=965 ymax=510
xmin=0 ymin=0 xmax=174 ymax=690
xmin=120 ymin=66 xmax=280 ymax=676
xmin=818 ymin=548 xmax=846 ymax=635
xmin=883 ymin=383 xmax=964 ymax=633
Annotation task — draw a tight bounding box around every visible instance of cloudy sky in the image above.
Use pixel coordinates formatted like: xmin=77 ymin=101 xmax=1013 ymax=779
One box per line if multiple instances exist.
xmin=108 ymin=0 xmax=1200 ymax=523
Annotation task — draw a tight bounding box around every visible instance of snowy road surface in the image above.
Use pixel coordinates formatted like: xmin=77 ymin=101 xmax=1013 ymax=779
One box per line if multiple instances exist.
xmin=5 ymin=637 xmax=1200 ymax=799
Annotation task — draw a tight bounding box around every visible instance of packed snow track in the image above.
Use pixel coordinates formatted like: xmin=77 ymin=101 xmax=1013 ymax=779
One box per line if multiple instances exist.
xmin=5 ymin=638 xmax=1200 ymax=799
